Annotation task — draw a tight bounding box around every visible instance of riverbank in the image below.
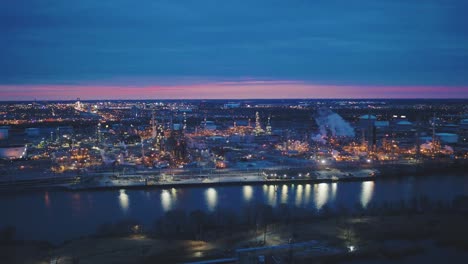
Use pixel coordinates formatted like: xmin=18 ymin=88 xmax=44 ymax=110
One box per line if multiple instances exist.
xmin=66 ymin=168 xmax=378 ymax=192
xmin=0 ymin=160 xmax=466 ymax=193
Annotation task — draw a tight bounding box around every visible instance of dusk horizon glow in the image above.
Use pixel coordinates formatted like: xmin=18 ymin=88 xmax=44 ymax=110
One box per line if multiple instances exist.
xmin=1 ymin=80 xmax=467 ymax=101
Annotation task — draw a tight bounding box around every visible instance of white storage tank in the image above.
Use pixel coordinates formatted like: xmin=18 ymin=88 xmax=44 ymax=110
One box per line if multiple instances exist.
xmin=202 ymin=121 xmax=217 ymax=131
xmin=26 ymin=128 xmax=41 ymax=137
xmin=396 ymin=120 xmax=413 ymax=126
xmin=358 ymin=115 xmax=377 ymax=128
xmin=0 ymin=127 xmax=9 ymax=140
xmin=460 ymin=119 xmax=468 ymax=129
xmin=436 ymin=133 xmax=458 ymax=144
xmin=0 ymin=145 xmax=27 ymax=159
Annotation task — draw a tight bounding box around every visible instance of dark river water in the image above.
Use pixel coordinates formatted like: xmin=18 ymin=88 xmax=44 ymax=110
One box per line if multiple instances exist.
xmin=1 ymin=174 xmax=467 ymax=244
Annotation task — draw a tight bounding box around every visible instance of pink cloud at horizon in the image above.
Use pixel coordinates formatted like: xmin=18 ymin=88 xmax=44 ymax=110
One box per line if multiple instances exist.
xmin=0 ymin=81 xmax=467 ymax=100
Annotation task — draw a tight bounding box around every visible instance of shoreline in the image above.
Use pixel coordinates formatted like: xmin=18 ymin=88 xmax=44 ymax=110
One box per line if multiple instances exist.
xmin=0 ymin=160 xmax=467 ymax=193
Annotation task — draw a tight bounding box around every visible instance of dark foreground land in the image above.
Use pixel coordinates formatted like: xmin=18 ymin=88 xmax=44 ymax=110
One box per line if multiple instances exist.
xmin=2 ymin=196 xmax=468 ymax=264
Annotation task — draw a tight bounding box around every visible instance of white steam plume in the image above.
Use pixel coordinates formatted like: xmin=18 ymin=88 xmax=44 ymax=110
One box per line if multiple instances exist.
xmin=312 ymin=108 xmax=355 ymax=142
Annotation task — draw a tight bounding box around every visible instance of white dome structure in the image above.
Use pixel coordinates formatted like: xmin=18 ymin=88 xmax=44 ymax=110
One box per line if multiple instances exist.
xmin=396 ymin=120 xmax=412 ymax=126
xmin=359 ymin=115 xmax=377 ymax=120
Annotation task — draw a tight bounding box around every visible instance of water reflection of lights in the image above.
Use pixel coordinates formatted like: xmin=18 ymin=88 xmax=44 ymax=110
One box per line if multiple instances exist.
xmin=72 ymin=193 xmax=81 ymax=201
xmin=44 ymin=192 xmax=50 ymax=208
xmin=295 ymin=185 xmax=303 ymax=207
xmin=304 ymin=184 xmax=311 ymax=204
xmin=205 ymin=188 xmax=218 ymax=211
xmin=281 ymin=185 xmax=288 ymax=204
xmin=243 ymin=186 xmax=253 ymax=202
xmin=360 ymin=181 xmax=375 ymax=208
xmin=161 ymin=188 xmax=178 ymax=212
xmin=314 ymin=183 xmax=329 ymax=210
xmin=72 ymin=193 xmax=82 ymax=213
xmin=331 ymin=183 xmax=337 ymax=201
xmin=267 ymin=185 xmax=277 ymax=206
xmin=119 ymin=189 xmax=129 ymax=213
xmin=161 ymin=190 xmax=172 ymax=212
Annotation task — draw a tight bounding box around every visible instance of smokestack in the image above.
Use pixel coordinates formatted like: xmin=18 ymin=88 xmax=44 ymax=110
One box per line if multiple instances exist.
xmin=415 ymin=114 xmax=421 ymax=157
xmin=372 ymin=125 xmax=377 ymax=150
xmin=151 ymin=110 xmax=157 ymax=139
xmin=362 ymin=129 xmax=366 ymax=146
xmin=367 ymin=108 xmax=372 ymax=151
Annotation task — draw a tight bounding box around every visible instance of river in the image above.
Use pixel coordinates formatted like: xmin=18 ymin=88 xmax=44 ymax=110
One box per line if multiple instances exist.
xmin=1 ymin=174 xmax=467 ymax=244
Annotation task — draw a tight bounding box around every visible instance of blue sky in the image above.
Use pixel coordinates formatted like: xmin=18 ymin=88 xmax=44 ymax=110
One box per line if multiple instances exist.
xmin=1 ymin=0 xmax=468 ymax=99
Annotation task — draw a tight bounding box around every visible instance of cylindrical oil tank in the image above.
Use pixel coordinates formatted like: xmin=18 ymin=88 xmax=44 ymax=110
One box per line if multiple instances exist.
xmin=26 ymin=128 xmax=41 ymax=137
xmin=0 ymin=145 xmax=27 ymax=159
xmin=436 ymin=133 xmax=458 ymax=144
xmin=0 ymin=127 xmax=9 ymax=140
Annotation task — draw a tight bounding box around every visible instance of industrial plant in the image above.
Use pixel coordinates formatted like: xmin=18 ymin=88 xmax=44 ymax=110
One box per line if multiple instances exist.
xmin=1 ymin=99 xmax=467 ymax=191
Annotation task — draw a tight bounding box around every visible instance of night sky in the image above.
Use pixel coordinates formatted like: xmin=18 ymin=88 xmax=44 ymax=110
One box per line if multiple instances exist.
xmin=1 ymin=0 xmax=468 ymax=100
